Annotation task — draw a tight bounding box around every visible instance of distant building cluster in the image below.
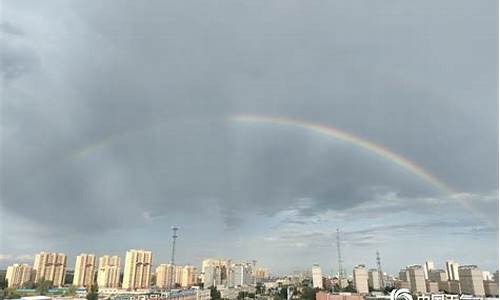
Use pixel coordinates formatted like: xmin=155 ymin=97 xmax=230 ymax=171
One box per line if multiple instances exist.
xmin=309 ymin=259 xmax=498 ymax=299
xmin=2 ymin=250 xmax=269 ymax=298
xmin=201 ymin=259 xmax=269 ymax=288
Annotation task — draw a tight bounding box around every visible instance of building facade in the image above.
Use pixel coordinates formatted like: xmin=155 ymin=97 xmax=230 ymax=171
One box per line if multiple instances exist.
xmin=353 ymin=265 xmax=368 ymax=294
xmin=458 ymin=265 xmax=485 ymax=296
xmin=73 ymin=253 xmax=96 ymax=287
xmin=424 ymin=261 xmax=434 ymax=280
xmin=33 ymin=252 xmax=67 ymax=287
xmin=122 ymin=249 xmax=152 ymax=290
xmin=202 ymin=258 xmax=230 ymax=288
xmin=5 ymin=264 xmax=32 ymax=288
xmin=312 ymin=264 xmax=323 ymax=289
xmin=97 ymin=255 xmax=121 ymax=288
xmin=368 ymin=269 xmax=381 ymax=290
xmin=428 ymin=269 xmax=448 ymax=282
xmin=446 ymin=261 xmax=460 ymax=281
xmin=407 ymin=265 xmax=426 ymax=294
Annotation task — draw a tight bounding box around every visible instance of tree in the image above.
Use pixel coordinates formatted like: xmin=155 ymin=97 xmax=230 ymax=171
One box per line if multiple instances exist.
xmin=66 ymin=285 xmax=77 ymax=296
xmin=0 ymin=278 xmax=8 ymax=289
xmin=342 ymin=283 xmax=356 ymax=293
xmin=36 ymin=279 xmax=53 ymax=295
xmin=210 ymin=286 xmax=221 ymax=300
xmin=86 ymin=284 xmax=98 ymax=300
xmin=22 ymin=281 xmax=36 ymax=289
xmin=300 ymin=287 xmax=316 ymax=300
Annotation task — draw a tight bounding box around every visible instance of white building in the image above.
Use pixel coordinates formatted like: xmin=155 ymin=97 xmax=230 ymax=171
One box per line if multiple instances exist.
xmin=424 ymin=261 xmax=434 ymax=280
xmin=446 ymin=261 xmax=460 ymax=281
xmin=312 ymin=264 xmax=323 ymax=289
xmin=353 ymin=265 xmax=369 ymax=294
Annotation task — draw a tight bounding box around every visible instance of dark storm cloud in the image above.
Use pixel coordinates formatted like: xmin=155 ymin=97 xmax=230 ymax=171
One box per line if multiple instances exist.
xmin=0 ymin=0 xmax=497 ymax=271
xmin=0 ymin=22 xmax=40 ymax=81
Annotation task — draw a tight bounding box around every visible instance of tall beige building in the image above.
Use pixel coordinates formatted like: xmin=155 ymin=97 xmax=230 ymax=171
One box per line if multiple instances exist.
xmin=33 ymin=252 xmax=67 ymax=287
xmin=352 ymin=265 xmax=369 ymax=294
xmin=97 ymin=255 xmax=121 ymax=288
xmin=156 ymin=264 xmax=179 ymax=289
xmin=73 ymin=254 xmax=96 ymax=287
xmin=181 ymin=265 xmax=198 ymax=288
xmin=312 ymin=264 xmax=323 ymax=289
xmin=446 ymin=261 xmax=460 ymax=281
xmin=423 ymin=261 xmax=434 ymax=280
xmin=368 ymin=269 xmax=381 ymax=290
xmin=458 ymin=265 xmax=485 ymax=296
xmin=122 ymin=249 xmax=152 ymax=290
xmin=6 ymin=264 xmax=32 ymax=288
xmin=407 ymin=265 xmax=426 ymax=294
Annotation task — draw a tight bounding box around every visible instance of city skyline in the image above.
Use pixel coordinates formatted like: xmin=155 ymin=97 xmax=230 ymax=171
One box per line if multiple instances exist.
xmin=1 ymin=0 xmax=498 ymax=275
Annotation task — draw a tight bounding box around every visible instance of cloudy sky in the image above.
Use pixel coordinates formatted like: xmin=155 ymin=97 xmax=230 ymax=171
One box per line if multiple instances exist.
xmin=0 ymin=0 xmax=498 ymax=275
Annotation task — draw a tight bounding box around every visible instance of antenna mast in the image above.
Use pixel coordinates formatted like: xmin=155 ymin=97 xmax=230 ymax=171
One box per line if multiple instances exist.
xmin=376 ymin=250 xmax=384 ymax=289
xmin=170 ymin=226 xmax=179 ymax=289
xmin=336 ymin=228 xmax=344 ymax=289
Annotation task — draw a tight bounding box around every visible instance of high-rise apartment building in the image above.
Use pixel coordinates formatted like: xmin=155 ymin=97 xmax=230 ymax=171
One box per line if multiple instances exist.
xmin=423 ymin=261 xmax=434 ymax=280
xmin=5 ymin=264 xmax=32 ymax=288
xmin=368 ymin=269 xmax=381 ymax=290
xmin=312 ymin=264 xmax=323 ymax=289
xmin=156 ymin=264 xmax=177 ymax=289
xmin=97 ymin=255 xmax=121 ymax=288
xmin=458 ymin=265 xmax=485 ymax=296
xmin=73 ymin=254 xmax=96 ymax=287
xmin=202 ymin=258 xmax=230 ymax=288
xmin=33 ymin=252 xmax=67 ymax=287
xmin=229 ymin=262 xmax=254 ymax=287
xmin=446 ymin=261 xmax=460 ymax=281
xmin=428 ymin=269 xmax=448 ymax=282
xmin=181 ymin=265 xmax=198 ymax=288
xmin=407 ymin=265 xmax=426 ymax=294
xmin=352 ymin=265 xmax=368 ymax=294
xmin=122 ymin=249 xmax=152 ymax=290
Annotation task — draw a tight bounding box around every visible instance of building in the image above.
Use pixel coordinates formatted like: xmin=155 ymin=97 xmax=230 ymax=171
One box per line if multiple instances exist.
xmin=407 ymin=265 xmax=426 ymax=294
xmin=33 ymin=252 xmax=67 ymax=287
xmin=316 ymin=291 xmax=364 ymax=300
xmin=255 ymin=267 xmax=270 ymax=283
xmin=368 ymin=269 xmax=381 ymax=290
xmin=399 ymin=269 xmax=409 ymax=282
xmin=156 ymin=264 xmax=180 ymax=289
xmin=426 ymin=281 xmax=439 ymax=293
xmin=482 ymin=271 xmax=492 ymax=281
xmin=5 ymin=264 xmax=32 ymax=288
xmin=97 ymin=255 xmax=121 ymax=288
xmin=202 ymin=258 xmax=230 ymax=288
xmin=73 ymin=253 xmax=96 ymax=287
xmin=423 ymin=261 xmax=434 ymax=280
xmin=483 ymin=281 xmax=498 ymax=297
xmin=458 ymin=265 xmax=485 ymax=296
xmin=312 ymin=264 xmax=323 ymax=289
xmin=229 ymin=263 xmax=253 ymax=287
xmin=181 ymin=265 xmax=198 ymax=288
xmin=428 ymin=269 xmax=448 ymax=282
xmin=493 ymin=271 xmax=499 ymax=283
xmin=445 ymin=261 xmax=460 ymax=281
xmin=122 ymin=249 xmax=152 ymax=290
xmin=352 ymin=265 xmax=368 ymax=294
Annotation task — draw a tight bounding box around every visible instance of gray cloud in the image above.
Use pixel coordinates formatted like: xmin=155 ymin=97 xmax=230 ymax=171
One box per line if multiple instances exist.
xmin=0 ymin=0 xmax=497 ymax=272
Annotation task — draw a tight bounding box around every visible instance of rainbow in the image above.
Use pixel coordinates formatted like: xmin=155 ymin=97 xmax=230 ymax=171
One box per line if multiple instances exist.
xmin=231 ymin=114 xmax=489 ymax=224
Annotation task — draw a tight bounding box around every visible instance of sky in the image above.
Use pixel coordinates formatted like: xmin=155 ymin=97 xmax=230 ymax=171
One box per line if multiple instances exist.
xmin=0 ymin=0 xmax=498 ymax=275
